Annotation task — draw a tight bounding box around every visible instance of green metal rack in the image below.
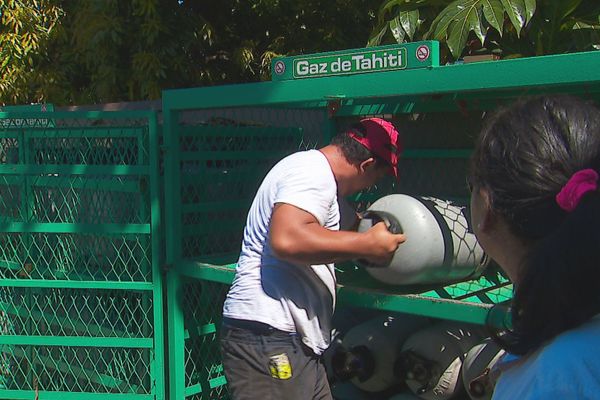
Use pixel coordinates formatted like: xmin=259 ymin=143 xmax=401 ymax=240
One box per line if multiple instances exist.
xmin=162 ymin=43 xmax=600 ymax=400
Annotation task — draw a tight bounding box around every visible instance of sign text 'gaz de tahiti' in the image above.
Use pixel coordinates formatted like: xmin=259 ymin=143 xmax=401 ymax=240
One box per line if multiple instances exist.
xmin=271 ymin=42 xmax=439 ymax=81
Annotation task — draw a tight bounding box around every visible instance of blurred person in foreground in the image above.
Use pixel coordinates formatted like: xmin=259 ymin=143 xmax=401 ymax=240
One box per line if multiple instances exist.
xmin=468 ymin=95 xmax=600 ymax=399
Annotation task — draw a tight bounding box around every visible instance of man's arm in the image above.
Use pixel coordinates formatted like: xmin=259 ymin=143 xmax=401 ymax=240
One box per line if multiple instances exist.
xmin=269 ymin=203 xmax=405 ymax=266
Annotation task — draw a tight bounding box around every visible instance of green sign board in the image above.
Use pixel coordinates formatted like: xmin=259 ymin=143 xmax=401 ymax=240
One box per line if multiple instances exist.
xmin=0 ymin=103 xmax=55 ymax=128
xmin=0 ymin=104 xmax=54 ymax=112
xmin=271 ymin=41 xmax=439 ymax=81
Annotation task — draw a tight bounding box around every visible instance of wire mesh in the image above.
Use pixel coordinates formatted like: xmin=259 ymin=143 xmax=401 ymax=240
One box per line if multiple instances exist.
xmin=182 ymin=279 xmax=230 ymax=399
xmin=0 ymin=232 xmax=152 ymax=281
xmin=0 ymin=288 xmax=153 ymax=338
xmin=0 ymin=345 xmax=151 ymax=393
xmin=176 ymin=108 xmax=325 ymax=263
xmin=0 ymin=112 xmax=163 ymax=398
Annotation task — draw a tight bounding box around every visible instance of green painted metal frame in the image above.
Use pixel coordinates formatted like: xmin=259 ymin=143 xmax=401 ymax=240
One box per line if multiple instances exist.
xmin=163 ymin=50 xmax=600 ymax=111
xmin=163 ymin=103 xmax=186 ymax=399
xmin=0 ymin=110 xmax=165 ymax=399
xmin=161 ymin=47 xmax=600 ymax=399
xmin=174 ymin=260 xmax=509 ymax=326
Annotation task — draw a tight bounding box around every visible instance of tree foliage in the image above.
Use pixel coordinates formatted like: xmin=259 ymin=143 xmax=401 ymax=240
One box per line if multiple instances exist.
xmin=369 ymin=0 xmax=600 ymax=61
xmin=1 ymin=0 xmax=381 ymax=105
xmin=3 ymin=0 xmax=599 ymax=105
xmin=0 ymin=0 xmax=63 ymax=104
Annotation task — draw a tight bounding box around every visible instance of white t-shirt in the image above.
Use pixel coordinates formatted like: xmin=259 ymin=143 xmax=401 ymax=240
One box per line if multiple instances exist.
xmin=222 ymin=149 xmax=340 ymax=355
xmin=492 ymin=314 xmax=600 ymax=399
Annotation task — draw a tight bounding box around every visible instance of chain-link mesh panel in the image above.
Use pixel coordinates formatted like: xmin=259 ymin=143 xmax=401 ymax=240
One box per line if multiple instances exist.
xmin=0 ymin=286 xmax=14 ymax=389
xmin=0 ymin=287 xmax=153 ymax=338
xmin=0 ymin=178 xmax=21 ymax=221
xmin=27 ymin=176 xmax=150 ymax=224
xmin=0 ymin=112 xmax=163 ymax=398
xmin=0 ymin=233 xmax=151 ymax=281
xmin=398 ymin=158 xmax=470 ymax=198
xmin=425 ymin=268 xmax=512 ymax=304
xmin=182 ymin=279 xmax=229 ymax=400
xmin=177 ymin=108 xmax=325 ymax=262
xmin=0 ymin=345 xmax=151 ymax=393
xmin=0 ymin=137 xmax=19 ymax=164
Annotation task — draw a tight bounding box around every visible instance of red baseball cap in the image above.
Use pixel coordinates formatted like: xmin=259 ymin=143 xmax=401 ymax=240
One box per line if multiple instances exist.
xmin=348 ymin=117 xmax=403 ymax=178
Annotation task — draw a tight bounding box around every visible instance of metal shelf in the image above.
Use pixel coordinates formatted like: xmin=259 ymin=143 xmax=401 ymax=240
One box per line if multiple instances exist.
xmin=176 ymin=260 xmax=512 ymax=325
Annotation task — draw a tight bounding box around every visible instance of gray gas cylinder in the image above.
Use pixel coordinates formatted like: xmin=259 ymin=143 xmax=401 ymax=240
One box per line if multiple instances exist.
xmin=329 ymin=382 xmax=372 ymax=400
xmin=388 ymin=392 xmax=422 ymax=400
xmin=330 ymin=313 xmax=429 ymax=393
xmin=323 ymin=307 xmax=380 ymax=381
xmin=461 ymin=338 xmax=506 ymax=400
xmin=395 ymin=321 xmax=486 ymax=400
xmin=357 ymin=194 xmax=488 ymax=285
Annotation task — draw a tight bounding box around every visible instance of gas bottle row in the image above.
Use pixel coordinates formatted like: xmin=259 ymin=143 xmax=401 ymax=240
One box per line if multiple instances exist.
xmin=324 ymin=313 xmax=506 ymax=400
xmin=356 ymin=194 xmax=489 ymax=286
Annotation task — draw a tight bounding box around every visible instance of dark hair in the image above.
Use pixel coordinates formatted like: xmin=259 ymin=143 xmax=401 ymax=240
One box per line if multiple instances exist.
xmin=471 ymin=95 xmax=600 ymax=355
xmin=331 ymin=123 xmax=387 ymax=168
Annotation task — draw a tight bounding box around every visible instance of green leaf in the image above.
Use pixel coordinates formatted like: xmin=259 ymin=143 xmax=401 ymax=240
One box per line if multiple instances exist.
xmin=399 ymin=9 xmax=420 ymax=40
xmin=499 ymin=0 xmax=527 ymax=36
xmin=446 ymin=0 xmax=481 ymax=57
xmin=482 ymin=0 xmax=505 ymax=34
xmin=523 ymin=0 xmax=536 ymax=23
xmin=390 ymin=17 xmax=407 ymax=43
xmin=426 ymin=2 xmax=458 ymax=40
xmin=538 ymin=0 xmax=579 ymax=27
xmin=472 ymin=7 xmax=488 ymax=44
xmin=367 ymin=23 xmax=388 ymax=47
xmin=426 ymin=0 xmax=492 ymax=58
xmin=379 ymin=0 xmax=405 ymax=19
xmin=573 ymin=22 xmax=600 ymax=30
xmin=556 ymin=0 xmax=583 ymax=20
xmin=379 ymin=0 xmax=403 ymax=14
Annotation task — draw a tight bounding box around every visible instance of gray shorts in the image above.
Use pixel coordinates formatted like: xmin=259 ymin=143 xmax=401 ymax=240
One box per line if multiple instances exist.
xmin=219 ymin=321 xmax=332 ymax=400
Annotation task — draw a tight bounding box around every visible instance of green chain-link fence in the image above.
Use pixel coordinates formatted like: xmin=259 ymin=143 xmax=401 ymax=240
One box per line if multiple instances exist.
xmin=0 ymin=111 xmax=164 ymax=400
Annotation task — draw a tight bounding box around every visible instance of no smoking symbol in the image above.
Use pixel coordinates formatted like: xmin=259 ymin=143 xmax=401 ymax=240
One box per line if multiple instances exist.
xmin=416 ymin=45 xmax=430 ymax=62
xmin=274 ymin=61 xmax=286 ymax=75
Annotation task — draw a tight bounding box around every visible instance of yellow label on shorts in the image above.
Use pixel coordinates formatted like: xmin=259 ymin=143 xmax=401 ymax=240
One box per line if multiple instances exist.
xmin=268 ymin=353 xmax=292 ymax=380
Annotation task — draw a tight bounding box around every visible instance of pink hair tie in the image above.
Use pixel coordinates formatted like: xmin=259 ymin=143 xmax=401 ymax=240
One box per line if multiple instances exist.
xmin=555 ymin=169 xmax=599 ymax=212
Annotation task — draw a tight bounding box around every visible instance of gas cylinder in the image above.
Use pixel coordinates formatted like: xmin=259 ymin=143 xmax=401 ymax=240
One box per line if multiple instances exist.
xmin=323 ymin=307 xmax=379 ymax=381
xmin=395 ymin=321 xmax=485 ymax=400
xmin=388 ymin=392 xmax=422 ymax=400
xmin=461 ymin=338 xmax=506 ymax=400
xmin=329 ymin=382 xmax=372 ymax=400
xmin=330 ymin=313 xmax=428 ymax=393
xmin=357 ymin=194 xmax=488 ymax=285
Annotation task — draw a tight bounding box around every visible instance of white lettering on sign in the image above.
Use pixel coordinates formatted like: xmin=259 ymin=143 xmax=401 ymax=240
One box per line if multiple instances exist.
xmin=351 ymin=52 xmax=403 ymax=71
xmin=293 ymin=48 xmax=407 ymax=78
xmin=296 ymin=61 xmax=330 ymax=76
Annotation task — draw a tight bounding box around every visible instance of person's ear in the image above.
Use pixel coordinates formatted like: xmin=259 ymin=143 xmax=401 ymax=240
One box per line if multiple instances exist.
xmin=358 ymin=157 xmax=376 ymax=173
xmin=478 ymin=188 xmax=496 ymax=232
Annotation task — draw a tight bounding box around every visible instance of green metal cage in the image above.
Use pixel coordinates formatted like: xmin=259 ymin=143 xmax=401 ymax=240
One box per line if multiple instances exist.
xmin=162 ymin=45 xmax=600 ymax=400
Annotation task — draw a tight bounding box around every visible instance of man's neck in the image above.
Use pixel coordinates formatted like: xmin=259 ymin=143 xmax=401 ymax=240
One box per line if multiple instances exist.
xmin=319 ymin=145 xmax=356 ymax=197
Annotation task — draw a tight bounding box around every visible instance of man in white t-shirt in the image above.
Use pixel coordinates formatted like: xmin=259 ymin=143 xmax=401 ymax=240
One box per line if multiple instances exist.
xmin=220 ymin=118 xmax=406 ymax=400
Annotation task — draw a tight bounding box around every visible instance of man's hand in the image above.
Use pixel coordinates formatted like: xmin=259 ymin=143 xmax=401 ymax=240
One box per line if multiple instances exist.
xmin=361 ymin=222 xmax=406 ymax=266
